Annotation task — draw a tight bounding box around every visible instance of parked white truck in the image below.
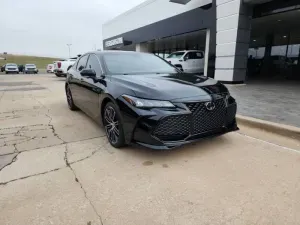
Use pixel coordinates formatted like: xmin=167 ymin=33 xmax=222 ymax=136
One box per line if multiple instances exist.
xmin=54 ymin=57 xmax=77 ymax=77
xmin=166 ymin=50 xmax=205 ymax=74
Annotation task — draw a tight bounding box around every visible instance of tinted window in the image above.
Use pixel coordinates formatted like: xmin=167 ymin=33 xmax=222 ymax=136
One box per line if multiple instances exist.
xmin=86 ymin=54 xmax=102 ymax=76
xmin=103 ymin=53 xmax=178 ymax=75
xmin=77 ymin=55 xmax=88 ymax=71
xmin=186 ymin=52 xmax=203 ymax=60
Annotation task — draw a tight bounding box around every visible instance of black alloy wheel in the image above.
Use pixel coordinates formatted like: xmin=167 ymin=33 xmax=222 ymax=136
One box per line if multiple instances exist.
xmin=66 ymin=85 xmax=77 ymax=111
xmin=103 ymin=102 xmax=125 ymax=148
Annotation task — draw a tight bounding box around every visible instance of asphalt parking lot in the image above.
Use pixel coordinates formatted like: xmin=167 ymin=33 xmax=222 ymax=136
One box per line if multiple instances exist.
xmin=1 ymin=74 xmax=300 ymax=225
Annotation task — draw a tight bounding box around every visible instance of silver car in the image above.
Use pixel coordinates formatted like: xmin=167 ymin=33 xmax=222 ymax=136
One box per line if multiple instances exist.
xmin=5 ymin=63 xmax=19 ymax=74
xmin=24 ymin=64 xmax=38 ymax=74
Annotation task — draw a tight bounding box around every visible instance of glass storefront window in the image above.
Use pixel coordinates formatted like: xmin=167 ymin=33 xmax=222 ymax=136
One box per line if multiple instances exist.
xmin=248 ymin=47 xmax=265 ymax=59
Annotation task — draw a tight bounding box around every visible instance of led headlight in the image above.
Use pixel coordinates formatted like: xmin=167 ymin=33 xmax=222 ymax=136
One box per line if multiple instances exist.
xmin=122 ymin=95 xmax=175 ymax=108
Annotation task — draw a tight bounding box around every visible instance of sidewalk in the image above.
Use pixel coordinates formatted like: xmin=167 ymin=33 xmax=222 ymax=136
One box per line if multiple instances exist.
xmin=226 ymin=80 xmax=300 ymax=128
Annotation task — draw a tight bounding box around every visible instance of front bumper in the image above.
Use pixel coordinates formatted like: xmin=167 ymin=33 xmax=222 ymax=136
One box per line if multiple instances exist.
xmin=118 ymin=95 xmax=239 ymax=150
xmin=5 ymin=70 xmax=19 ymax=73
xmin=25 ymin=70 xmax=37 ymax=73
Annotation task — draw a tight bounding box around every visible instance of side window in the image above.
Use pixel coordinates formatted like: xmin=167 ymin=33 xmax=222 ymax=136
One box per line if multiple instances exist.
xmin=186 ymin=52 xmax=203 ymax=60
xmin=86 ymin=54 xmax=102 ymax=77
xmin=77 ymin=55 xmax=89 ymax=71
xmin=195 ymin=52 xmax=204 ymax=59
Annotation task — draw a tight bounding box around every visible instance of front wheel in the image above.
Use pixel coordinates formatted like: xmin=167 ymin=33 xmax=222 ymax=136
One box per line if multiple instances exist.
xmin=103 ymin=102 xmax=125 ymax=148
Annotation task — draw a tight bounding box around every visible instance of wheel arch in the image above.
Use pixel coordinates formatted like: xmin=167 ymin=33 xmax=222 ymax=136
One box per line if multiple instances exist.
xmin=100 ymin=94 xmax=118 ymax=125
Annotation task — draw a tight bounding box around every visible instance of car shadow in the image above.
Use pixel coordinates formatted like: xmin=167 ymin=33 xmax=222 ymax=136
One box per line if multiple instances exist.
xmin=116 ymin=134 xmax=232 ymax=163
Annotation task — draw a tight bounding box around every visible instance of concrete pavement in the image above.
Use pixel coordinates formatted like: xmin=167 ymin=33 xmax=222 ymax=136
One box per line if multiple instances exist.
xmin=0 ymin=74 xmax=300 ymax=225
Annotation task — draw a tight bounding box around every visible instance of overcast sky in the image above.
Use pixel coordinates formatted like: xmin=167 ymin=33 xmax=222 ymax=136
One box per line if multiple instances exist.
xmin=0 ymin=0 xmax=145 ymax=58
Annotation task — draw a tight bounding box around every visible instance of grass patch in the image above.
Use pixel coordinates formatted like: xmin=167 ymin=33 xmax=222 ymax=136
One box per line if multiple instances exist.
xmin=0 ymin=54 xmax=61 ymax=69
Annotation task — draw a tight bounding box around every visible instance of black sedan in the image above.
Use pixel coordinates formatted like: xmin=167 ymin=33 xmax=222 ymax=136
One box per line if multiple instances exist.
xmin=65 ymin=51 xmax=238 ymax=149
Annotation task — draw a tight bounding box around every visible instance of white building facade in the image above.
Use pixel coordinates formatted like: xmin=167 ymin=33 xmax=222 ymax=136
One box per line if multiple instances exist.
xmin=103 ymin=0 xmax=300 ymax=83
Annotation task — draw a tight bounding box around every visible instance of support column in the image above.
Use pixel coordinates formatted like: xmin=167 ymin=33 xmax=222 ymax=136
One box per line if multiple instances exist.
xmin=204 ymin=29 xmax=211 ymax=77
xmin=215 ymin=0 xmax=252 ymax=83
xmin=136 ymin=43 xmax=149 ymax=52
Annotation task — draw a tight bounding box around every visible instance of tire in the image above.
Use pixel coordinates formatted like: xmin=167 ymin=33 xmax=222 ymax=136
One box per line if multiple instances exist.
xmin=5 ymin=72 xmax=8 ymax=74
xmin=65 ymin=85 xmax=78 ymax=111
xmin=56 ymin=73 xmax=61 ymax=77
xmin=103 ymin=102 xmax=125 ymax=148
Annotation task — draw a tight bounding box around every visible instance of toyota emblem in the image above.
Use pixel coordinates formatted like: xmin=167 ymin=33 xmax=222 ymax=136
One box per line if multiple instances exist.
xmin=205 ymin=102 xmax=215 ymax=111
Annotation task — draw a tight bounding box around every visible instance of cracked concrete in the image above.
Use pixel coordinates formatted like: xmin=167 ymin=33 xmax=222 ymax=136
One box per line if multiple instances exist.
xmin=0 ymin=153 xmax=17 ymax=170
xmin=1 ymin=74 xmax=300 ymax=225
xmin=0 ymin=145 xmax=66 ymax=184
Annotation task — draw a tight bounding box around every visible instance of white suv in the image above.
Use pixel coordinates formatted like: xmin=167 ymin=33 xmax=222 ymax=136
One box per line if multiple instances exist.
xmin=166 ymin=50 xmax=204 ymax=74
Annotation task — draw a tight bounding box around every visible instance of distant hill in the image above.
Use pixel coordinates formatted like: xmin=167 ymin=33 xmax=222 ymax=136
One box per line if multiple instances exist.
xmin=0 ymin=54 xmax=61 ymax=69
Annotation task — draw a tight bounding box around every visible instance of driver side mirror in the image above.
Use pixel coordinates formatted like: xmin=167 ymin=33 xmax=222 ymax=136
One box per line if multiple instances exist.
xmin=80 ymin=69 xmax=96 ymax=78
xmin=183 ymin=56 xmax=188 ymax=61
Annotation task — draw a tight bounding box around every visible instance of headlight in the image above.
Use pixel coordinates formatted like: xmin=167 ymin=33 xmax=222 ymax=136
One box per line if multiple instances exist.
xmin=122 ymin=95 xmax=175 ymax=108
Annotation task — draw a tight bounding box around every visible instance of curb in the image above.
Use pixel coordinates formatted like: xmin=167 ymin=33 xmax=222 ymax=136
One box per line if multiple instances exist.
xmin=236 ymin=115 xmax=300 ymax=140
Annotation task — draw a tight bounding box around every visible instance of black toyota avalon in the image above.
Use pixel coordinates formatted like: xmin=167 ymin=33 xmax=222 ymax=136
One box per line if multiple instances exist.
xmin=65 ymin=51 xmax=238 ymax=149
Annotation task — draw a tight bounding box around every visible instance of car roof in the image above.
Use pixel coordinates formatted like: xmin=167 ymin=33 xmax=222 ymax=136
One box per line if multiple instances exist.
xmin=91 ymin=50 xmax=153 ymax=56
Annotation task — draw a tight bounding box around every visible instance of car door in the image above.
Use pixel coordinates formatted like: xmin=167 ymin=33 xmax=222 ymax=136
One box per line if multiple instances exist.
xmin=80 ymin=54 xmax=106 ymax=119
xmin=69 ymin=54 xmax=89 ymax=109
xmin=182 ymin=52 xmax=195 ymax=73
xmin=194 ymin=51 xmax=205 ymax=74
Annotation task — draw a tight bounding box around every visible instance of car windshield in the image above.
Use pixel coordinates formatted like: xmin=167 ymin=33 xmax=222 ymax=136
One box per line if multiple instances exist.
xmin=26 ymin=64 xmax=36 ymax=67
xmin=167 ymin=52 xmax=185 ymax=59
xmin=103 ymin=52 xmax=178 ymax=75
xmin=6 ymin=64 xmax=17 ymax=67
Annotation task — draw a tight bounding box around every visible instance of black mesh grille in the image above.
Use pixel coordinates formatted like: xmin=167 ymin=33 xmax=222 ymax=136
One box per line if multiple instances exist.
xmin=152 ymin=99 xmax=229 ymax=142
xmin=153 ymin=115 xmax=190 ymax=141
xmin=186 ymin=99 xmax=226 ymax=134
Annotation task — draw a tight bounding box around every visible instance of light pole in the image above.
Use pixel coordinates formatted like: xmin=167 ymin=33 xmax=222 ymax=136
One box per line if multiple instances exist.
xmin=66 ymin=44 xmax=72 ymax=58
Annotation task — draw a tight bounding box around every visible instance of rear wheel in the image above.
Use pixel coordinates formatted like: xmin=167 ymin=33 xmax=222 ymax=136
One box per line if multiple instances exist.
xmin=103 ymin=102 xmax=125 ymax=148
xmin=66 ymin=85 xmax=78 ymax=111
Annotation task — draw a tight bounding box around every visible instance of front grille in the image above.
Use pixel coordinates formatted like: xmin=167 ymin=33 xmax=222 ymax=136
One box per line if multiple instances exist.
xmin=153 ymin=114 xmax=190 ymax=141
xmin=152 ymin=98 xmax=231 ymax=142
xmin=186 ymin=99 xmax=226 ymax=134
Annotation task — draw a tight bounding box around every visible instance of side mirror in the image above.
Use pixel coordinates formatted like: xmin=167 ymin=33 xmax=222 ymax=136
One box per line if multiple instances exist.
xmin=80 ymin=69 xmax=96 ymax=78
xmin=183 ymin=56 xmax=188 ymax=61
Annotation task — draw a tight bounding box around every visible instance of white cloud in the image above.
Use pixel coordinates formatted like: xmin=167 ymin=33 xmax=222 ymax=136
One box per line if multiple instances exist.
xmin=0 ymin=0 xmax=145 ymax=58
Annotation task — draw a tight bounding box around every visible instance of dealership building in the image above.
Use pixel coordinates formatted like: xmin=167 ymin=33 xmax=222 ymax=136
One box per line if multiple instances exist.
xmin=102 ymin=0 xmax=300 ymax=83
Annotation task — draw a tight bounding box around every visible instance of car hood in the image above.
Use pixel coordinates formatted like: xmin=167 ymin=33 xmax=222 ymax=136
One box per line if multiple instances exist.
xmin=112 ymin=73 xmax=228 ymax=101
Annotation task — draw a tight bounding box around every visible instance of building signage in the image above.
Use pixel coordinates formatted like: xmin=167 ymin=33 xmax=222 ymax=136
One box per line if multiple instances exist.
xmin=105 ymin=37 xmax=124 ymax=48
